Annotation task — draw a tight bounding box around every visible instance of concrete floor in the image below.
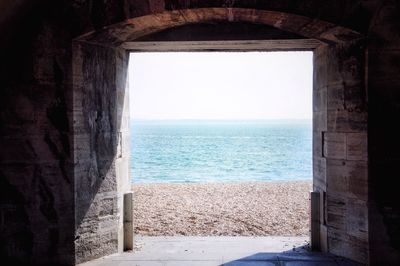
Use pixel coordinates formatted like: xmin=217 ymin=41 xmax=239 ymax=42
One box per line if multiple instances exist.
xmin=78 ymin=236 xmax=363 ymax=266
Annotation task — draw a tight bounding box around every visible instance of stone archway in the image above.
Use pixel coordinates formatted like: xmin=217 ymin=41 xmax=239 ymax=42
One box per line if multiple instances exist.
xmin=73 ymin=8 xmax=367 ymax=264
xmin=77 ymin=8 xmax=362 ymax=45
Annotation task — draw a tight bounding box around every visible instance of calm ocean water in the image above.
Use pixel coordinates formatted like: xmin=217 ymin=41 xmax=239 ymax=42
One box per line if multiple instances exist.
xmin=130 ymin=120 xmax=312 ymax=183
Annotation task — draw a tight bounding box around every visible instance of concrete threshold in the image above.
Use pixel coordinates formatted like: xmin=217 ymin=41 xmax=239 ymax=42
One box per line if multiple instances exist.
xmin=78 ymin=236 xmax=363 ymax=266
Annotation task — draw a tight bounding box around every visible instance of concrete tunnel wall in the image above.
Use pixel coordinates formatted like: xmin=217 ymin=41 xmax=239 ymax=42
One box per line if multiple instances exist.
xmin=72 ymin=43 xmax=130 ymax=263
xmin=0 ymin=1 xmax=399 ymax=265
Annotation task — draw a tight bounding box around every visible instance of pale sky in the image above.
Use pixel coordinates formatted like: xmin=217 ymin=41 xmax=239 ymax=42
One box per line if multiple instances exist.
xmin=129 ymin=52 xmax=312 ymax=120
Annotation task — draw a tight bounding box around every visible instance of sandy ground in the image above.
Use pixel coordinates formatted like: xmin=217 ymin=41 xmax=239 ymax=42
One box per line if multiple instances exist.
xmin=132 ymin=181 xmax=312 ymax=236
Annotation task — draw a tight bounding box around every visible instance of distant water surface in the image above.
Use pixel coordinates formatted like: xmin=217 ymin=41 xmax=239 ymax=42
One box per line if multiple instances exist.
xmin=130 ymin=120 xmax=311 ymax=183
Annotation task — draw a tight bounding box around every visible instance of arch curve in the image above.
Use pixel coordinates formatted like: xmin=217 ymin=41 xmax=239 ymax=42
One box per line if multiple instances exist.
xmin=77 ymin=8 xmax=363 ymax=46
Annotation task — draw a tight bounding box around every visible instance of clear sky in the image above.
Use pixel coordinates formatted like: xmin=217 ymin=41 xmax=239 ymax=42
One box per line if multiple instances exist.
xmin=129 ymin=52 xmax=312 ymax=120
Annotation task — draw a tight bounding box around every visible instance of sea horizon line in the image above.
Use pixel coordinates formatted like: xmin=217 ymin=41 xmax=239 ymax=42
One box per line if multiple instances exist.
xmin=130 ymin=118 xmax=312 ymax=122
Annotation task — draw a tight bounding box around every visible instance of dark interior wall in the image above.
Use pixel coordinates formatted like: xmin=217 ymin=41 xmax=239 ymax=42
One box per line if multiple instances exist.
xmin=1 ymin=0 xmax=399 ymax=265
xmin=134 ymin=22 xmax=305 ymax=41
xmin=367 ymin=1 xmax=400 ymax=265
xmin=124 ymin=0 xmax=375 ymax=33
xmin=0 ymin=1 xmax=127 ymax=265
xmin=0 ymin=2 xmax=78 ymax=265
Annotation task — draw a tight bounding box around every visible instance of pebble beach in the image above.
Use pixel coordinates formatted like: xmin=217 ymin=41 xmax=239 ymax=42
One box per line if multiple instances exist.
xmin=132 ymin=181 xmax=311 ymax=236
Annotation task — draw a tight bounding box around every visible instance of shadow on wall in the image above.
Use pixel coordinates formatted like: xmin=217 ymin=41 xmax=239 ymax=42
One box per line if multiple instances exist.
xmin=0 ymin=175 xmax=33 ymax=264
xmin=73 ymin=41 xmax=128 ymax=263
xmin=0 ymin=2 xmax=75 ymax=263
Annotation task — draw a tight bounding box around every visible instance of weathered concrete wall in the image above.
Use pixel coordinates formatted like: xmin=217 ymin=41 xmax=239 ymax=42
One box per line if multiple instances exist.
xmin=314 ymin=42 xmax=368 ymax=263
xmin=72 ymin=42 xmax=130 ymax=263
xmin=0 ymin=1 xmax=127 ymax=264
xmin=0 ymin=0 xmax=400 ymax=265
xmin=0 ymin=3 xmax=77 ymax=265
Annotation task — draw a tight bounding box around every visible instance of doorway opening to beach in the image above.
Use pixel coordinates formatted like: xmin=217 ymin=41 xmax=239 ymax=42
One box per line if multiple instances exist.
xmin=73 ymin=9 xmax=368 ymax=264
xmin=128 ymin=51 xmax=313 ymax=244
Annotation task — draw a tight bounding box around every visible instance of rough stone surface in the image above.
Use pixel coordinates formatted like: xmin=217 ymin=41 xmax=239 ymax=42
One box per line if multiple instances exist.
xmin=73 ymin=43 xmax=130 ymax=264
xmin=313 ymin=42 xmax=369 ymax=263
xmin=0 ymin=1 xmax=399 ymax=265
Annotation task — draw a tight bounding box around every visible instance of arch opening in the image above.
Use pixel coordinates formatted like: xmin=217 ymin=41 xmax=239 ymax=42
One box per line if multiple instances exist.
xmin=72 ymin=8 xmax=368 ymax=265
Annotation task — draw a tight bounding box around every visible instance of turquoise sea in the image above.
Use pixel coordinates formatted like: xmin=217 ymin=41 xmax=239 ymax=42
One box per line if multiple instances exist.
xmin=130 ymin=120 xmax=312 ymax=183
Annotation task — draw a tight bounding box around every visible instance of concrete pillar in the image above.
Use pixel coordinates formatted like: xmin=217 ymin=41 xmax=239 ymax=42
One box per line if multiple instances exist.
xmin=124 ymin=192 xmax=133 ymax=251
xmin=311 ymin=191 xmax=321 ymax=251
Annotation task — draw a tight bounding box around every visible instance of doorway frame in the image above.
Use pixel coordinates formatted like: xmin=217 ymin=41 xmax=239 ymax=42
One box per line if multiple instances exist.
xmin=72 ymin=7 xmax=368 ymax=264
